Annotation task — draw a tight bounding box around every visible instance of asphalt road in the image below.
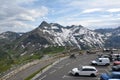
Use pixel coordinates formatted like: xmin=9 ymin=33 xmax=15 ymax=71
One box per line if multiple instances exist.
xmin=6 ymin=58 xmax=57 ymax=80
xmin=6 ymin=50 xmax=119 ymax=80
xmin=34 ymin=52 xmax=112 ymax=80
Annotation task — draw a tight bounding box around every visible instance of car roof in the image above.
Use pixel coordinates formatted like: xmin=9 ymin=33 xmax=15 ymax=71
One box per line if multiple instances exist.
xmin=114 ymin=61 xmax=120 ymax=64
xmin=102 ymin=55 xmax=109 ymax=56
xmin=112 ymin=72 xmax=120 ymax=75
xmin=99 ymin=58 xmax=109 ymax=59
xmin=112 ymin=54 xmax=120 ymax=56
xmin=82 ymin=66 xmax=96 ymax=69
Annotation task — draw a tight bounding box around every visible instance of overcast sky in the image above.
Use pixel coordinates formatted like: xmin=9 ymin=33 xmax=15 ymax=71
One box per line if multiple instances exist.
xmin=0 ymin=0 xmax=120 ymax=33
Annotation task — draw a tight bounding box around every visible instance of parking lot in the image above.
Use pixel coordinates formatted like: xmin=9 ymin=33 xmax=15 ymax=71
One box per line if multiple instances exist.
xmin=34 ymin=50 xmax=118 ymax=80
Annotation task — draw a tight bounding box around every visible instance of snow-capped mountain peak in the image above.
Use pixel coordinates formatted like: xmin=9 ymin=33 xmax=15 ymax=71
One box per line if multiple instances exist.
xmin=36 ymin=22 xmax=105 ymax=49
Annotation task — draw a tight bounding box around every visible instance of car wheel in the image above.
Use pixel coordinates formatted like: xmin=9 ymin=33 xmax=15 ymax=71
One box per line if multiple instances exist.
xmin=75 ymin=73 xmax=79 ymax=76
xmin=94 ymin=63 xmax=97 ymax=66
xmin=105 ymin=63 xmax=109 ymax=66
xmin=91 ymin=63 xmax=97 ymax=66
xmin=90 ymin=73 xmax=96 ymax=77
xmin=100 ymin=78 xmax=103 ymax=80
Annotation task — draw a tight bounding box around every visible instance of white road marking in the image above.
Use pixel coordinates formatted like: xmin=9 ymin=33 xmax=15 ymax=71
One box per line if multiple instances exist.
xmin=58 ymin=65 xmax=64 ymax=69
xmin=54 ymin=66 xmax=59 ymax=68
xmin=39 ymin=75 xmax=46 ymax=80
xmin=49 ymin=70 xmax=56 ymax=74
xmin=62 ymin=75 xmax=99 ymax=80
xmin=72 ymin=61 xmax=76 ymax=63
xmin=107 ymin=65 xmax=111 ymax=70
xmin=97 ymin=78 xmax=100 ymax=80
xmin=66 ymin=63 xmax=70 ymax=66
xmin=62 ymin=75 xmax=70 ymax=78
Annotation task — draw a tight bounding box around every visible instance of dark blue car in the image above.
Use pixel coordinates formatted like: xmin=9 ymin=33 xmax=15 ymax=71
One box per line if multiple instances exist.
xmin=100 ymin=72 xmax=120 ymax=80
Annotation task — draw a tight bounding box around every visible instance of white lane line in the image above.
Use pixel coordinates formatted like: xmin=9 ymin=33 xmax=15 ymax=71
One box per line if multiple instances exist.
xmin=58 ymin=65 xmax=64 ymax=69
xmin=72 ymin=61 xmax=76 ymax=63
xmin=49 ymin=70 xmax=56 ymax=74
xmin=66 ymin=63 xmax=70 ymax=66
xmin=39 ymin=75 xmax=46 ymax=80
xmin=62 ymin=75 xmax=65 ymax=78
xmin=108 ymin=65 xmax=111 ymax=70
xmin=62 ymin=75 xmax=70 ymax=78
xmin=97 ymin=78 xmax=100 ymax=80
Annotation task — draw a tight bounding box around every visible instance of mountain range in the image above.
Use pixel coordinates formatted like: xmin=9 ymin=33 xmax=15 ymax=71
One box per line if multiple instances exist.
xmin=95 ymin=27 xmax=120 ymax=48
xmin=0 ymin=21 xmax=120 ymax=56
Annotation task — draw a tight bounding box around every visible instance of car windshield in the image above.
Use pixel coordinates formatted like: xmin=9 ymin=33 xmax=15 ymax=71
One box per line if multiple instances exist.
xmin=95 ymin=58 xmax=99 ymax=62
xmin=111 ymin=75 xmax=120 ymax=78
xmin=78 ymin=67 xmax=82 ymax=70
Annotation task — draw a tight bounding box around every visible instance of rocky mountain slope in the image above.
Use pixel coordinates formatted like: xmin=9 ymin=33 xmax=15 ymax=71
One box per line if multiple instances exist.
xmin=2 ymin=21 xmax=120 ymax=74
xmin=0 ymin=31 xmax=23 ymax=47
xmin=9 ymin=21 xmax=105 ymax=55
xmin=1 ymin=21 xmax=120 ymax=55
xmin=38 ymin=21 xmax=105 ymax=48
xmin=95 ymin=27 xmax=120 ymax=48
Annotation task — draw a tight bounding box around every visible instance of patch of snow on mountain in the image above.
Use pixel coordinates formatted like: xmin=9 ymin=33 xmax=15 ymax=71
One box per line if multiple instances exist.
xmin=61 ymin=28 xmax=71 ymax=40
xmin=44 ymin=26 xmax=49 ymax=29
xmin=51 ymin=26 xmax=59 ymax=29
xmin=70 ymin=35 xmax=81 ymax=49
xmin=42 ymin=29 xmax=51 ymax=34
xmin=79 ymin=27 xmax=88 ymax=34
xmin=54 ymin=37 xmax=65 ymax=46
xmin=0 ymin=35 xmax=6 ymax=39
xmin=117 ymin=34 xmax=120 ymax=36
xmin=105 ymin=33 xmax=112 ymax=37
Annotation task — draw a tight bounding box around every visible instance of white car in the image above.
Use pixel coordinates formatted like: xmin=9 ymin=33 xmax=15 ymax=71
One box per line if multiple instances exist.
xmin=91 ymin=58 xmax=110 ymax=66
xmin=69 ymin=66 xmax=98 ymax=77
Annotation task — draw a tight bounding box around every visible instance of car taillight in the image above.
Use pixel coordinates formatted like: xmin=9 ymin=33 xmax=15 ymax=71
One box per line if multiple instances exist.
xmin=113 ymin=63 xmax=117 ymax=66
xmin=96 ymin=71 xmax=98 ymax=74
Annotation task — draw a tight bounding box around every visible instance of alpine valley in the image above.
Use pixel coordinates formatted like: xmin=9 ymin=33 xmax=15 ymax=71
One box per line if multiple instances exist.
xmin=1 ymin=21 xmax=120 ymax=73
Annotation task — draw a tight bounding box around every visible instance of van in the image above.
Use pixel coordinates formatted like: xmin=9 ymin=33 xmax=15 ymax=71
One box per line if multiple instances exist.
xmin=91 ymin=58 xmax=110 ymax=66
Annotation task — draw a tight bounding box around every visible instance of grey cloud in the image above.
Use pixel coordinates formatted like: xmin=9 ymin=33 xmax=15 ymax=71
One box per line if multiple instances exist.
xmin=0 ymin=0 xmax=48 ymax=33
xmin=0 ymin=21 xmax=35 ymax=33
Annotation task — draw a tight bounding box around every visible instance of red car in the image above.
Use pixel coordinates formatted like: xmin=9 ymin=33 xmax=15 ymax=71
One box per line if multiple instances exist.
xmin=113 ymin=61 xmax=120 ymax=66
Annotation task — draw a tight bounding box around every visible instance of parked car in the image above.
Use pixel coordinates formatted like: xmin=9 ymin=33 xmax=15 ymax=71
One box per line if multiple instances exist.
xmin=100 ymin=72 xmax=120 ymax=80
xmin=112 ymin=54 xmax=120 ymax=61
xmin=114 ymin=57 xmax=120 ymax=61
xmin=113 ymin=61 xmax=120 ymax=66
xmin=98 ymin=54 xmax=112 ymax=62
xmin=103 ymin=48 xmax=111 ymax=52
xmin=69 ymin=66 xmax=98 ymax=77
xmin=112 ymin=65 xmax=120 ymax=71
xmin=111 ymin=48 xmax=118 ymax=51
xmin=91 ymin=58 xmax=110 ymax=66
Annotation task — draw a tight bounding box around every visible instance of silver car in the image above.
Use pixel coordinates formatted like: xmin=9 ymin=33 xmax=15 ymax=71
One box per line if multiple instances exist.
xmin=69 ymin=66 xmax=98 ymax=77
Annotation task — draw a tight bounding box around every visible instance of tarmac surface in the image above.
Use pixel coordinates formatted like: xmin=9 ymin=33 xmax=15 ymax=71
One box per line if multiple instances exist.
xmin=6 ymin=50 xmax=119 ymax=80
xmin=34 ymin=52 xmax=112 ymax=80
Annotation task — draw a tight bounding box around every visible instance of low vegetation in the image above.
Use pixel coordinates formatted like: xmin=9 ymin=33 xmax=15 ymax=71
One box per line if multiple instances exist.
xmin=40 ymin=46 xmax=65 ymax=54
xmin=0 ymin=46 xmax=65 ymax=74
xmin=25 ymin=63 xmax=52 ymax=80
